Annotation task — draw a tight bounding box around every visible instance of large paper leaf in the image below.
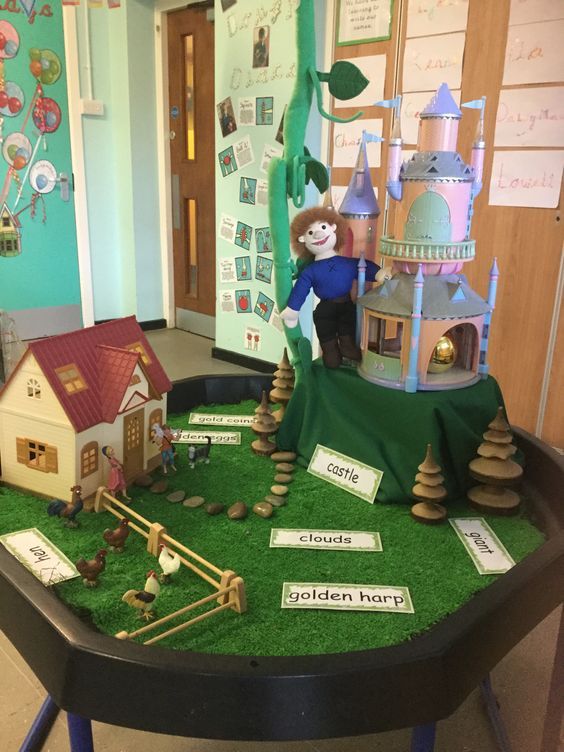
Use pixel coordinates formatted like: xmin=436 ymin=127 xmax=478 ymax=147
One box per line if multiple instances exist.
xmin=305 ymin=158 xmax=329 ymax=193
xmin=327 ymin=61 xmax=369 ymax=101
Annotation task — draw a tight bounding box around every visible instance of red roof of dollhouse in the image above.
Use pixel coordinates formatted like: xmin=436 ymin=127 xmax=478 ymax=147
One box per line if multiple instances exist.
xmin=3 ymin=317 xmax=172 ymax=433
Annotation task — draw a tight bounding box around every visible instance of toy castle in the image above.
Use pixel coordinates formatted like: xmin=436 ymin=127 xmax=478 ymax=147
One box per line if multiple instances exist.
xmin=356 ymin=83 xmax=498 ymax=393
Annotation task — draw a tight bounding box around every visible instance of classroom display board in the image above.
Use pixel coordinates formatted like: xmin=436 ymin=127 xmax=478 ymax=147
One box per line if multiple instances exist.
xmin=0 ymin=5 xmax=81 ymax=332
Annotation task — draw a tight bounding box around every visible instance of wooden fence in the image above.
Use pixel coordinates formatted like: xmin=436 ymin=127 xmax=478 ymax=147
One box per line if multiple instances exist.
xmin=94 ymin=487 xmax=246 ymax=644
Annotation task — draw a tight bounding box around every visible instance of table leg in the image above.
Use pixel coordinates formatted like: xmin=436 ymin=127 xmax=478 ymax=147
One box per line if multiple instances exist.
xmin=480 ymin=674 xmax=513 ymax=752
xmin=19 ymin=695 xmax=60 ymax=752
xmin=67 ymin=713 xmax=94 ymax=752
xmin=541 ymin=605 xmax=564 ymax=752
xmin=410 ymin=723 xmax=436 ymax=752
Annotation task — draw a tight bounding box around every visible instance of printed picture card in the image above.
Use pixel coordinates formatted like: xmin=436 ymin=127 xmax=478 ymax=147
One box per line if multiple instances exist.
xmin=256 ymin=179 xmax=269 ymax=206
xmin=270 ymin=305 xmax=284 ymax=333
xmin=281 ymin=582 xmax=414 ymax=613
xmin=217 ymin=96 xmax=238 ymax=137
xmin=236 ymin=289 xmax=252 ymax=313
xmin=244 ymin=326 xmax=262 ymax=352
xmin=254 ymin=291 xmax=275 ymax=322
xmin=255 ymin=226 xmax=272 ymax=252
xmin=235 ymin=221 xmax=253 ymax=250
xmin=308 ymin=444 xmax=383 ymax=503
xmin=256 ymin=96 xmax=274 ymax=125
xmin=219 ymin=290 xmax=236 ymax=312
xmin=260 ymin=143 xmax=283 ymax=173
xmin=238 ymin=97 xmax=255 ymax=126
xmin=0 ymin=528 xmax=80 ymax=586
xmin=255 ymin=255 xmax=273 ymax=284
xmin=189 ymin=413 xmax=254 ymax=426
xmin=240 ymin=176 xmax=257 ymax=204
xmin=218 ymin=145 xmax=237 ymax=176
xmin=271 ymin=529 xmax=382 ymax=552
xmin=402 ymin=32 xmax=466 ymax=93
xmin=235 ymin=256 xmax=252 ymax=281
xmin=219 ymin=258 xmax=236 ymax=283
xmin=449 ymin=518 xmax=515 ymax=575
xmin=219 ymin=213 xmax=237 ymax=243
xmin=234 ymin=135 xmax=255 ymax=169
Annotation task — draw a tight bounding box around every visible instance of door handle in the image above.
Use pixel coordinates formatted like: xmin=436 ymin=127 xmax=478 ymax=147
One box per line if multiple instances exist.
xmin=169 ymin=130 xmax=176 ymax=141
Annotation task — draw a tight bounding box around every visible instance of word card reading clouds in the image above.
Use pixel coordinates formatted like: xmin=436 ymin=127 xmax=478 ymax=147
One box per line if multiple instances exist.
xmin=189 ymin=413 xmax=254 ymax=427
xmin=282 ymin=583 xmax=414 ymax=614
xmin=270 ymin=529 xmax=382 ymax=552
xmin=0 ymin=528 xmax=79 ymax=586
xmin=307 ymin=444 xmax=383 ymax=502
xmin=450 ymin=518 xmax=515 ymax=575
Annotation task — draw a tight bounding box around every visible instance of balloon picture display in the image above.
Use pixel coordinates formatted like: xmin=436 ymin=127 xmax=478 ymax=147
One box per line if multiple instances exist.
xmin=0 ymin=21 xmax=20 ymax=60
xmin=33 ymin=97 xmax=61 ymax=134
xmin=30 ymin=160 xmax=57 ymax=194
xmin=0 ymin=82 xmax=25 ymax=117
xmin=29 ymin=48 xmax=62 ymax=86
xmin=3 ymin=133 xmax=32 ymax=171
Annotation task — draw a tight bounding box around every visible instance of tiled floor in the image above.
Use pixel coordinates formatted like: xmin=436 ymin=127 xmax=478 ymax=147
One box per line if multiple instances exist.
xmin=1 ymin=329 xmax=561 ymax=752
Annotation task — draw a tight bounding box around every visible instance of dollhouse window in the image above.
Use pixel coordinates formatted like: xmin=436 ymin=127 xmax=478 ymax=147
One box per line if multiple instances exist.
xmin=2 ymin=217 xmax=10 ymax=227
xmin=367 ymin=317 xmax=403 ymax=358
xmin=55 ymin=364 xmax=88 ymax=394
xmin=149 ymin=408 xmax=163 ymax=440
xmin=129 ymin=374 xmax=141 ymax=386
xmin=26 ymin=378 xmax=41 ymax=398
xmin=16 ymin=438 xmax=58 ymax=473
xmin=126 ymin=342 xmax=151 ymax=366
xmin=81 ymin=442 xmax=99 ymax=478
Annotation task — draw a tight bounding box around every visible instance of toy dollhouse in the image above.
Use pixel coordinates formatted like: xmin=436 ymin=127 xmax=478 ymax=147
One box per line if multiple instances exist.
xmin=0 ymin=203 xmax=22 ymax=257
xmin=340 ymin=138 xmax=381 ymax=261
xmin=0 ymin=317 xmax=172 ymax=500
xmin=357 ymin=83 xmax=498 ymax=392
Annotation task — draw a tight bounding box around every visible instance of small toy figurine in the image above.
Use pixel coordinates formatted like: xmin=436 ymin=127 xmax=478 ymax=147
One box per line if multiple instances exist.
xmin=101 ymin=445 xmax=132 ymax=501
xmin=280 ymin=207 xmax=390 ymax=367
xmin=102 ymin=518 xmax=130 ymax=553
xmin=187 ymin=436 xmax=212 ymax=469
xmin=47 ymin=485 xmax=83 ymax=528
xmin=151 ymin=423 xmax=178 ymax=474
xmin=75 ymin=549 xmax=107 ymax=588
xmin=158 ymin=543 xmax=181 ymax=584
xmin=122 ymin=570 xmax=160 ymax=621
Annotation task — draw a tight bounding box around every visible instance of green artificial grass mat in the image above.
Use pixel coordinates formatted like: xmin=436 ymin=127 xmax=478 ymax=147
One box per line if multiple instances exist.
xmin=0 ymin=398 xmax=544 ymax=657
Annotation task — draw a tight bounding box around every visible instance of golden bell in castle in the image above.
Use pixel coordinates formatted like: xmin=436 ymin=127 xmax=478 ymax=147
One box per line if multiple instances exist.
xmin=428 ymin=335 xmax=457 ymax=373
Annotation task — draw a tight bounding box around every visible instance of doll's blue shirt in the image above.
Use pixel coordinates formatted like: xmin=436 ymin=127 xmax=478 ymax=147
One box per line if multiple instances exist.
xmin=287 ymin=256 xmax=380 ymax=311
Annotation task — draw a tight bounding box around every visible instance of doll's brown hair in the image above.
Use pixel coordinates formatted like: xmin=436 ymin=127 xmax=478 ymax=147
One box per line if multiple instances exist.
xmin=290 ymin=207 xmax=348 ymax=262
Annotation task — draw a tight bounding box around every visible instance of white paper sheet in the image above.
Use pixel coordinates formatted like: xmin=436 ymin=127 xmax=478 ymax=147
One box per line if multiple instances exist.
xmin=337 ymin=0 xmax=392 ymax=45
xmin=402 ymin=32 xmax=466 ymax=93
xmin=406 ymin=0 xmax=469 ymax=39
xmin=219 ymin=258 xmax=237 ymax=283
xmin=219 ymin=213 xmax=237 ymax=244
xmin=334 ymin=55 xmax=386 ymax=109
xmin=401 ymin=89 xmax=461 ymax=144
xmin=495 ymin=86 xmax=564 ymax=147
xmin=509 ymin=0 xmax=564 ymax=26
xmin=503 ymin=20 xmax=564 ymax=86
xmin=332 ymin=118 xmax=382 ymax=168
xmin=489 ymin=150 xmax=564 ymax=208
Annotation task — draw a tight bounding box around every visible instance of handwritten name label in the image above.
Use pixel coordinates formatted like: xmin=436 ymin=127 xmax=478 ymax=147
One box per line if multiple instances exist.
xmin=189 ymin=413 xmax=254 ymax=426
xmin=174 ymin=430 xmax=241 ymax=445
xmin=489 ymin=150 xmax=564 ymax=208
xmin=270 ymin=529 xmax=382 ymax=552
xmin=495 ymin=86 xmax=564 ymax=147
xmin=307 ymin=444 xmax=383 ymax=503
xmin=0 ymin=528 xmax=79 ymax=586
xmin=449 ymin=518 xmax=515 ymax=575
xmin=281 ymin=582 xmax=414 ymax=613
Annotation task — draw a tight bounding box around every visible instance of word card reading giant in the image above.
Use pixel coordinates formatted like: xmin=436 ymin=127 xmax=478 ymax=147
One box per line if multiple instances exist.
xmin=307 ymin=444 xmax=383 ymax=502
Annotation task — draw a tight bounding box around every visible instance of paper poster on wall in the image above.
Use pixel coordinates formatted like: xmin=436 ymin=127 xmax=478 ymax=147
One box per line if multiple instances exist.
xmin=509 ymin=0 xmax=564 ymax=26
xmin=489 ymin=150 xmax=564 ymax=208
xmin=406 ymin=0 xmax=469 ymax=39
xmin=219 ymin=213 xmax=237 ymax=243
xmin=256 ymin=179 xmax=269 ymax=206
xmin=238 ymin=97 xmax=255 ymax=126
xmin=275 ymin=107 xmax=286 ymax=144
xmin=337 ymin=0 xmax=393 ymax=45
xmin=217 ymin=96 xmax=238 ymax=137
xmin=234 ymin=135 xmax=255 ymax=168
xmin=402 ymin=32 xmax=466 ymax=93
xmin=236 ymin=289 xmax=252 ymax=313
xmin=503 ymin=20 xmax=564 ymax=86
xmin=244 ymin=326 xmax=261 ymax=352
xmin=255 ymin=255 xmax=273 ymax=283
xmin=218 ymin=146 xmax=238 ymax=176
xmin=235 ymin=256 xmax=252 ymax=281
xmin=234 ymin=221 xmax=252 ymax=250
xmin=270 ymin=306 xmax=284 ymax=333
xmin=256 ymin=96 xmax=274 ymax=125
xmin=239 ymin=176 xmax=257 ymax=204
xmin=255 ymin=226 xmax=272 ymax=253
xmin=495 ymin=87 xmax=564 ymax=147
xmin=220 ymin=290 xmax=236 ymax=312
xmin=332 ymin=119 xmax=382 ymax=168
xmin=255 ymin=291 xmax=275 ymax=322
xmin=219 ymin=258 xmax=236 ymax=283
xmin=260 ymin=143 xmax=283 ymax=173
xmin=402 ymin=90 xmax=461 ymax=144
xmin=333 ymin=55 xmax=386 ymax=109
xmin=252 ymin=25 xmax=270 ymax=68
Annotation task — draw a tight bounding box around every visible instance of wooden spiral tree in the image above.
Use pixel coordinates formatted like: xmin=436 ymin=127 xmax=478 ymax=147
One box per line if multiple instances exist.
xmin=251 ymin=391 xmax=279 ymax=456
xmin=269 ymin=348 xmax=295 ymax=423
xmin=411 ymin=444 xmax=448 ymax=524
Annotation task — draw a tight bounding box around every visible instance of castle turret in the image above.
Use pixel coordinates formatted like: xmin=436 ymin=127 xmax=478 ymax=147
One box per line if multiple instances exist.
xmin=387 ymin=117 xmax=403 ymax=201
xmin=418 ymin=83 xmax=461 ymax=152
xmin=339 ymin=137 xmax=380 ymax=260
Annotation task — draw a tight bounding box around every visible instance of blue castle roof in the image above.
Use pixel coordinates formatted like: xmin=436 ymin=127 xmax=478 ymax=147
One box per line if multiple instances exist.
xmin=339 ymin=140 xmax=380 ymax=218
xmin=421 ymin=83 xmax=461 ymax=118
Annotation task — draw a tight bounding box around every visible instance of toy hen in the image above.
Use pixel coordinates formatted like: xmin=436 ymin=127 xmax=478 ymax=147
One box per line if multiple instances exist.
xmin=122 ymin=571 xmax=160 ymax=621
xmin=158 ymin=544 xmax=181 ymax=583
xmin=76 ymin=549 xmax=107 ymax=588
xmin=103 ymin=518 xmax=130 ymax=553
xmin=47 ymin=485 xmax=83 ymax=528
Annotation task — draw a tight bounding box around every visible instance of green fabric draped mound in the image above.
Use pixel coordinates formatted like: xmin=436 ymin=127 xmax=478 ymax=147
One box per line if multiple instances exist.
xmin=276 ymin=364 xmax=506 ymax=504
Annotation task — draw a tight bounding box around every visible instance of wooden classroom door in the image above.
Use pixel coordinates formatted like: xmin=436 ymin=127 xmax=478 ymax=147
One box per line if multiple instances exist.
xmin=167 ymin=5 xmax=216 ymax=337
xmin=123 ymin=409 xmax=144 ymax=480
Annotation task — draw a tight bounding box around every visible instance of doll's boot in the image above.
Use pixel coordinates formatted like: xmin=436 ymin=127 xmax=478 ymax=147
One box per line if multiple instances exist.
xmin=338 ymin=334 xmax=362 ymax=362
xmin=321 ymin=338 xmax=342 ymax=368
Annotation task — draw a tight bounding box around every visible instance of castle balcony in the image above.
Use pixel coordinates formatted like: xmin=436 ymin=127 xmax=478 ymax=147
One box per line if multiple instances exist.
xmin=380 ymin=236 xmax=476 ymax=262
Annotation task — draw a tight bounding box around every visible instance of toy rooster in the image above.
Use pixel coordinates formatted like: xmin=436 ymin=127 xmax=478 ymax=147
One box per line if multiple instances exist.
xmin=102 ymin=518 xmax=130 ymax=553
xmin=122 ymin=571 xmax=160 ymax=621
xmin=75 ymin=549 xmax=107 ymax=588
xmin=47 ymin=485 xmax=83 ymax=528
xmin=158 ymin=543 xmax=181 ymax=584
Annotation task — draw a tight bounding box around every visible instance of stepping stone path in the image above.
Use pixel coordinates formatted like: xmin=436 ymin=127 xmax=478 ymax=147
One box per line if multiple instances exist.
xmin=150 ymin=480 xmax=168 ymax=494
xmin=206 ymin=502 xmax=225 ymax=516
xmin=271 ymin=484 xmax=289 ymax=497
xmin=167 ymin=490 xmax=186 ymax=504
xmin=253 ymin=501 xmax=273 ymax=518
xmin=265 ymin=494 xmax=286 ymax=507
xmin=271 ymin=451 xmax=297 ymax=463
xmin=183 ymin=495 xmax=205 ymax=508
xmin=275 ymin=463 xmax=294 ymax=474
xmin=134 ymin=474 xmax=154 ymax=488
xmin=228 ymin=501 xmax=248 ymax=520
xmin=274 ymin=473 xmax=293 ymax=484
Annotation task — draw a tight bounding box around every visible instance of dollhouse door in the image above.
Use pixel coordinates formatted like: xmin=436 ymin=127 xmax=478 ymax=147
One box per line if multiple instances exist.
xmin=167 ymin=5 xmax=216 ymax=338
